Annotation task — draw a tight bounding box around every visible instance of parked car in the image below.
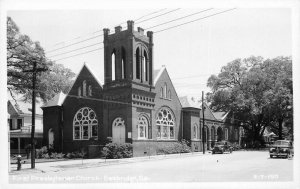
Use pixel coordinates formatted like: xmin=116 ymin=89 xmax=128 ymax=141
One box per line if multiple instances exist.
xmin=212 ymin=141 xmax=233 ymax=154
xmin=269 ymin=140 xmax=293 ymax=158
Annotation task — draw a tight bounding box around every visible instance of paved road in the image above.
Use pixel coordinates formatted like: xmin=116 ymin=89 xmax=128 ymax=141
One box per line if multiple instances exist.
xmin=9 ymin=151 xmax=293 ymax=183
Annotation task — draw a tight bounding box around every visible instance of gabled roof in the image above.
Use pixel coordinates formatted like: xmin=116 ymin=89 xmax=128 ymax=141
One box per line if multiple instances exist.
xmin=7 ymin=93 xmax=43 ymax=115
xmin=153 ymin=65 xmax=166 ymax=85
xmin=61 ymin=62 xmax=103 ymax=105
xmin=41 ymin=91 xmax=66 ymax=108
xmin=179 ymin=96 xmax=202 ymax=109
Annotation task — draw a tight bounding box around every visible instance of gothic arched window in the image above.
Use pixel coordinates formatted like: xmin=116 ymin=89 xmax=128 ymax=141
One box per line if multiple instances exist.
xmin=78 ymin=86 xmax=81 ymax=96
xmin=88 ymin=85 xmax=92 ymax=96
xmin=136 ymin=48 xmax=140 ymax=79
xmin=138 ymin=115 xmax=149 ymax=139
xmin=111 ymin=50 xmax=116 ymax=81
xmin=156 ymin=107 xmax=175 ymax=139
xmin=82 ymin=80 xmax=87 ymax=97
xmin=168 ymin=90 xmax=171 ymax=100
xmin=225 ymin=128 xmax=229 ymax=140
xmin=121 ymin=47 xmax=126 ymax=79
xmin=164 ymin=83 xmax=167 ymax=98
xmin=73 ymin=107 xmax=98 ymax=140
xmin=193 ymin=123 xmax=199 ymax=139
xmin=160 ymin=87 xmax=163 ymax=98
xmin=143 ymin=50 xmax=148 ymax=82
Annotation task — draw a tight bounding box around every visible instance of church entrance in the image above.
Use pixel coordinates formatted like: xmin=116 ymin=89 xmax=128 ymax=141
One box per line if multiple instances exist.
xmin=112 ymin=117 xmax=126 ymax=143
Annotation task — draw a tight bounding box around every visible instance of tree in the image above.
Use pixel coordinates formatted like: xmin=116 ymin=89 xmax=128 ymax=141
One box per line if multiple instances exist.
xmin=7 ymin=17 xmax=75 ymax=103
xmin=207 ymin=56 xmax=293 ymax=146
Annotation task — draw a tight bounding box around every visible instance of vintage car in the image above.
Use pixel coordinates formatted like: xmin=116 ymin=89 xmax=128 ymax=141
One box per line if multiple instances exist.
xmin=212 ymin=141 xmax=233 ymax=154
xmin=269 ymin=140 xmax=293 ymax=158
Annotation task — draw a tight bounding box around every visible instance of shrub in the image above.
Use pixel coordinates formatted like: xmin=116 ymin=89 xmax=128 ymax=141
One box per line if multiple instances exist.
xmin=50 ymin=152 xmax=65 ymax=159
xmin=156 ymin=140 xmax=192 ymax=155
xmin=102 ymin=143 xmax=133 ymax=159
xmin=65 ymin=149 xmax=87 ymax=159
xmin=36 ymin=146 xmax=48 ymax=159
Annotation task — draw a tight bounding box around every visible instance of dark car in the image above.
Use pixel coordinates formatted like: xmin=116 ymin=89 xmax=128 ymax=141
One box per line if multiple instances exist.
xmin=269 ymin=140 xmax=293 ymax=158
xmin=212 ymin=141 xmax=233 ymax=154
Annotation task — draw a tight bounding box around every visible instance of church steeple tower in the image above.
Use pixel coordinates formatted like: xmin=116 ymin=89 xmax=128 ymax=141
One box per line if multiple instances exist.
xmin=103 ymin=20 xmax=154 ymax=88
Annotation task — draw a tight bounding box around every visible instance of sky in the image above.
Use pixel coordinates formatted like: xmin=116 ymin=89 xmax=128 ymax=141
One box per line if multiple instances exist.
xmin=5 ymin=5 xmax=293 ymax=100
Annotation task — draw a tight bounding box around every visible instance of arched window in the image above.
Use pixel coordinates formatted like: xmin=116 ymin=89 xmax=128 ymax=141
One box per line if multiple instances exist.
xmin=168 ymin=90 xmax=171 ymax=99
xmin=88 ymin=85 xmax=92 ymax=96
xmin=160 ymin=87 xmax=163 ymax=98
xmin=193 ymin=123 xmax=199 ymax=139
xmin=143 ymin=50 xmax=148 ymax=82
xmin=225 ymin=128 xmax=229 ymax=140
xmin=73 ymin=107 xmax=98 ymax=140
xmin=111 ymin=50 xmax=116 ymax=81
xmin=78 ymin=86 xmax=81 ymax=96
xmin=138 ymin=115 xmax=149 ymax=139
xmin=136 ymin=48 xmax=140 ymax=79
xmin=164 ymin=83 xmax=167 ymax=98
xmin=82 ymin=80 xmax=87 ymax=96
xmin=121 ymin=47 xmax=126 ymax=79
xmin=156 ymin=107 xmax=175 ymax=139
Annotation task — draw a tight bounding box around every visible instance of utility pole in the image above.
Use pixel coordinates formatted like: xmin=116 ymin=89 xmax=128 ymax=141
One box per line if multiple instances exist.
xmin=201 ymin=91 xmax=205 ymax=154
xmin=24 ymin=58 xmax=47 ymax=169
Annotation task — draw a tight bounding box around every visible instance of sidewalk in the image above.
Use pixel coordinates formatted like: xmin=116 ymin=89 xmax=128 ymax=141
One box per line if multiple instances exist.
xmin=9 ymin=151 xmax=211 ymax=175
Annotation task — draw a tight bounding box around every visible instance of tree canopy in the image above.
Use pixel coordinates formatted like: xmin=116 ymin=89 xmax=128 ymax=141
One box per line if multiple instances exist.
xmin=7 ymin=17 xmax=75 ymax=103
xmin=207 ymin=56 xmax=293 ymax=145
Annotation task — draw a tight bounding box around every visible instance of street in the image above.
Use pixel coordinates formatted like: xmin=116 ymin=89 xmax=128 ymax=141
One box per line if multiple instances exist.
xmin=9 ymin=150 xmax=293 ymax=183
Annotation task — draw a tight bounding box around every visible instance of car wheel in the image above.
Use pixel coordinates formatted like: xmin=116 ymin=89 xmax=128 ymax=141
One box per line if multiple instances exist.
xmin=212 ymin=151 xmax=215 ymax=154
xmin=270 ymin=155 xmax=273 ymax=158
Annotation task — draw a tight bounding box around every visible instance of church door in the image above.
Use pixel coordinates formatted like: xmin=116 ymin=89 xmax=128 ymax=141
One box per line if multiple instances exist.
xmin=112 ymin=117 xmax=126 ymax=143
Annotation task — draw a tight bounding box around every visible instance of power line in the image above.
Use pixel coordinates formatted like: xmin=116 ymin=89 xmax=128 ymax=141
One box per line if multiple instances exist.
xmin=46 ymin=34 xmax=103 ymax=54
xmin=49 ymin=42 xmax=103 ymax=58
xmin=47 ymin=9 xmax=169 ymax=52
xmin=145 ymin=8 xmax=213 ymax=30
xmin=53 ymin=47 xmax=103 ymax=62
xmin=52 ymin=8 xmax=236 ymax=62
xmin=119 ymin=8 xmax=167 ymax=25
xmin=135 ymin=8 xmax=181 ymax=24
xmin=154 ymin=8 xmax=237 ymax=33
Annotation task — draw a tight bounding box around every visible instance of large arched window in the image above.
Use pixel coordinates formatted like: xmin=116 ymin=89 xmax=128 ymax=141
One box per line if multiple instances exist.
xmin=136 ymin=48 xmax=140 ymax=79
xmin=111 ymin=50 xmax=116 ymax=81
xmin=138 ymin=115 xmax=149 ymax=139
xmin=73 ymin=107 xmax=98 ymax=140
xmin=156 ymin=107 xmax=175 ymax=139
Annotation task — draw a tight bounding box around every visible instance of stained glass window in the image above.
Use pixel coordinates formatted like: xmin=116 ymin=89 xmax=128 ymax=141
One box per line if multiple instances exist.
xmin=73 ymin=107 xmax=98 ymax=140
xmin=156 ymin=107 xmax=175 ymax=140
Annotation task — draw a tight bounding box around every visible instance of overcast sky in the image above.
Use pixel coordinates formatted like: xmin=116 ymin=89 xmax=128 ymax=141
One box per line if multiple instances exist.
xmin=6 ymin=6 xmax=293 ymax=99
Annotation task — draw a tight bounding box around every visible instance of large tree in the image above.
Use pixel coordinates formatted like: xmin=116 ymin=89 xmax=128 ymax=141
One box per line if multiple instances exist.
xmin=207 ymin=56 xmax=293 ymax=146
xmin=7 ymin=17 xmax=75 ymax=103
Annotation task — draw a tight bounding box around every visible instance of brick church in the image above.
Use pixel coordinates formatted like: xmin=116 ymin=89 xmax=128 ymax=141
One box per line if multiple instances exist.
xmin=42 ymin=20 xmax=242 ymax=157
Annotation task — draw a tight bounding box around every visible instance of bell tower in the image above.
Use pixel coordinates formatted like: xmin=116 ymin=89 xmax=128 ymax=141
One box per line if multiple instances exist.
xmin=102 ymin=21 xmax=156 ymax=143
xmin=103 ymin=20 xmax=154 ymax=88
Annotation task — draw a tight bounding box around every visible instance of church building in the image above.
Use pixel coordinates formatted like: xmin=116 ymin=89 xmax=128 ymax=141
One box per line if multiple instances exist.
xmin=42 ymin=20 xmax=241 ymax=157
